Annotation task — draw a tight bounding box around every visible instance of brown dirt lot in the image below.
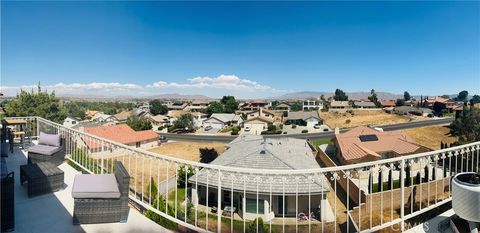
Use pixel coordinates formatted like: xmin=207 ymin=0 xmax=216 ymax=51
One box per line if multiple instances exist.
xmin=405 ymin=125 xmax=458 ymax=150
xmin=320 ymin=110 xmax=411 ymax=129
xmin=148 ymin=141 xmax=226 ymax=162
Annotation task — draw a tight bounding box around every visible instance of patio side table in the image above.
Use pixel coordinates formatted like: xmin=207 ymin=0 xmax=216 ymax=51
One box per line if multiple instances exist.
xmin=20 ymin=162 xmax=64 ymax=197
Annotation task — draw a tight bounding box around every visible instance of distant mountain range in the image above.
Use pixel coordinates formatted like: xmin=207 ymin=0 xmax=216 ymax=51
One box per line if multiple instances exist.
xmin=58 ymin=93 xmax=212 ymax=101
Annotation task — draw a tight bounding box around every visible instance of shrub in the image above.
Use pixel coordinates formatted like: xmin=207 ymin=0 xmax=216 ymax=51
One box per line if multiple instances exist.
xmin=301 ymin=129 xmax=308 ymax=133
xmin=199 ymin=148 xmax=218 ymax=163
xmin=283 ymin=132 xmax=287 ymax=134
xmin=279 ymin=124 xmax=284 ymax=130
xmin=292 ymin=124 xmax=297 ymax=129
xmin=323 ymin=128 xmax=329 ymax=132
xmin=345 ymin=119 xmax=351 ymax=124
xmin=267 ymin=124 xmax=276 ymax=131
xmin=177 ymin=165 xmax=195 ymax=188
xmin=145 ymin=195 xmax=177 ymax=230
xmin=246 ymin=218 xmax=269 ymax=233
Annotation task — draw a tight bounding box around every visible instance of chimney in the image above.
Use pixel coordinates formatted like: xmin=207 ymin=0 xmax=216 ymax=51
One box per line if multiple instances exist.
xmin=335 ymin=127 xmax=340 ymax=135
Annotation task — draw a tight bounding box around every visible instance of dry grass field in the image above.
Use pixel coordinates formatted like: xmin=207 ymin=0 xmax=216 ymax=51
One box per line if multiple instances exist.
xmin=148 ymin=141 xmax=226 ymax=162
xmin=320 ymin=110 xmax=411 ymax=129
xmin=405 ymin=125 xmax=457 ymax=150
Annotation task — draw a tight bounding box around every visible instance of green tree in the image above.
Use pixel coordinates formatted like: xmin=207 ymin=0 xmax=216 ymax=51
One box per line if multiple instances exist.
xmin=404 ymin=91 xmax=411 ymax=101
xmin=290 ymin=102 xmax=303 ymax=112
xmin=457 ymin=90 xmax=469 ymax=101
xmin=5 ymin=89 xmax=67 ymax=123
xmin=174 ymin=114 xmax=194 ymax=131
xmin=199 ymin=147 xmax=218 ymax=163
xmin=470 ymin=95 xmax=480 ymax=106
xmin=333 ymin=89 xmax=348 ymax=101
xmin=206 ymin=101 xmax=225 ymax=115
xmin=145 ymin=192 xmax=177 ymax=230
xmin=271 ymin=100 xmax=279 ymax=108
xmin=395 ymin=99 xmax=405 ymax=106
xmin=449 ymin=108 xmax=480 ymax=143
xmin=368 ymin=89 xmax=378 ymax=105
xmin=221 ymin=96 xmax=238 ymax=113
xmin=64 ymin=101 xmax=86 ymax=120
xmin=177 ymin=165 xmax=195 ymax=188
xmin=246 ymin=218 xmax=269 ymax=233
xmin=149 ymin=99 xmax=168 ymax=115
xmin=126 ymin=116 xmax=152 ymax=131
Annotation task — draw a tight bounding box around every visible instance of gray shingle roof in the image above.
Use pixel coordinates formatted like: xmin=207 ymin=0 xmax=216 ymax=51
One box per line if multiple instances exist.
xmin=208 ymin=113 xmax=241 ymax=123
xmin=353 ymin=101 xmax=376 ymax=107
xmin=287 ymin=111 xmax=321 ymax=121
xmin=189 ymin=135 xmax=329 ymax=194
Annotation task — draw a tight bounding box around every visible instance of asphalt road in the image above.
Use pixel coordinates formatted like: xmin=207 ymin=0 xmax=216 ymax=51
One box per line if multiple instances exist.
xmin=160 ymin=117 xmax=454 ymax=143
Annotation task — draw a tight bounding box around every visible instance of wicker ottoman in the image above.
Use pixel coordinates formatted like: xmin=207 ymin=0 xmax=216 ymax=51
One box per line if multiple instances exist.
xmin=20 ymin=162 xmax=64 ymax=197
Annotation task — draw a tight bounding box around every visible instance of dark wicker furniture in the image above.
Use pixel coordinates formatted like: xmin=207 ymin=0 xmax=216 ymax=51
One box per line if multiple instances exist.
xmin=20 ymin=162 xmax=64 ymax=197
xmin=28 ymin=138 xmax=66 ymax=166
xmin=1 ymin=158 xmax=14 ymax=232
xmin=72 ymin=161 xmax=130 ymax=224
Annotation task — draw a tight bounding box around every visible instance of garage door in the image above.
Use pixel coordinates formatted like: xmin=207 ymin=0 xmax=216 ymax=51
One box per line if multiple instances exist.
xmin=244 ymin=123 xmax=265 ymax=135
xmin=209 ymin=122 xmax=224 ymax=129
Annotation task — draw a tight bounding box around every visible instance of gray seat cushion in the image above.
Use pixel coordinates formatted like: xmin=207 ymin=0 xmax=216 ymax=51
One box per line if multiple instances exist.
xmin=28 ymin=144 xmax=61 ymax=156
xmin=72 ymin=174 xmax=120 ymax=199
xmin=39 ymin=132 xmax=61 ymax=147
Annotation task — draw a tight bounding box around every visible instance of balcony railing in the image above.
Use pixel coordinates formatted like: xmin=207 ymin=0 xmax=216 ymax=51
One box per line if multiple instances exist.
xmin=8 ymin=116 xmax=480 ymax=233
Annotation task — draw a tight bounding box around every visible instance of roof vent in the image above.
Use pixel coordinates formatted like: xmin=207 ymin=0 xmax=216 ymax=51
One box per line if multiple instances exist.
xmin=260 ymin=150 xmax=266 ymax=155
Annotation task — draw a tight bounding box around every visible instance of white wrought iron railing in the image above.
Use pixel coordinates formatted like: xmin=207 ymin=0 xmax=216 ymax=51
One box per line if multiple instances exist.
xmin=8 ymin=116 xmax=480 ymax=233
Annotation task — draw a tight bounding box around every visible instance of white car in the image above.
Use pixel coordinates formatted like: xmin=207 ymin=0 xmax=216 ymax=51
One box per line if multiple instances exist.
xmin=204 ymin=125 xmax=212 ymax=131
xmin=244 ymin=126 xmax=251 ymax=132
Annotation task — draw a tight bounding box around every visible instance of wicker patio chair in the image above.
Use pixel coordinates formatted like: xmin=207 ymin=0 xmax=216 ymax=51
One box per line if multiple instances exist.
xmin=28 ymin=137 xmax=66 ymax=166
xmin=72 ymin=161 xmax=130 ymax=224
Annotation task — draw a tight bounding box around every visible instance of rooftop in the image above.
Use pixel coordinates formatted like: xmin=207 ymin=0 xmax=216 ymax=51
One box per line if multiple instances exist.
xmin=287 ymin=111 xmax=321 ymax=121
xmin=83 ymin=124 xmax=158 ymax=148
xmin=189 ymin=135 xmax=329 ymax=194
xmin=335 ymin=126 xmax=427 ymax=161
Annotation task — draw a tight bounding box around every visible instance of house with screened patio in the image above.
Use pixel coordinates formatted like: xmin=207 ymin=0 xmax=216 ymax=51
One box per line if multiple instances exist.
xmin=189 ymin=135 xmax=333 ymax=222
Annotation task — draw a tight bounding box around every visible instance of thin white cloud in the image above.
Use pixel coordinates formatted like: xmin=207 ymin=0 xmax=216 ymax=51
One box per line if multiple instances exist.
xmin=1 ymin=82 xmax=142 ymax=96
xmin=148 ymin=74 xmax=283 ymax=93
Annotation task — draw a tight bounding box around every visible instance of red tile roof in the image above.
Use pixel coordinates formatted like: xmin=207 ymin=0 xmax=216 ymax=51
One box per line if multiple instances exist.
xmin=380 ymin=100 xmax=396 ymax=107
xmin=335 ymin=126 xmax=423 ymax=162
xmin=83 ymin=124 xmax=158 ymax=149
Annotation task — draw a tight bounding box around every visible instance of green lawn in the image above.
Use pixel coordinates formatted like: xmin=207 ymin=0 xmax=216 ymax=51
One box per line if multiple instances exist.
xmin=168 ymin=188 xmax=186 ymax=205
xmin=310 ymin=138 xmax=333 ymax=147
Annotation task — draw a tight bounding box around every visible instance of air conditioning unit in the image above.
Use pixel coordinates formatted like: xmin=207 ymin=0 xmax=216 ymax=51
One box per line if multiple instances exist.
xmin=452 ymin=172 xmax=480 ymax=223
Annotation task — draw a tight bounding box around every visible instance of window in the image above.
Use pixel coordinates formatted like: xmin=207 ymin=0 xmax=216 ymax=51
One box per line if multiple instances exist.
xmin=246 ymin=198 xmax=264 ymax=214
xmin=135 ymin=142 xmax=141 ymax=148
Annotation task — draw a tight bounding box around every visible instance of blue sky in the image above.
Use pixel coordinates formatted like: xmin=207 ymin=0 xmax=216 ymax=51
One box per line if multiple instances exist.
xmin=1 ymin=1 xmax=479 ymax=98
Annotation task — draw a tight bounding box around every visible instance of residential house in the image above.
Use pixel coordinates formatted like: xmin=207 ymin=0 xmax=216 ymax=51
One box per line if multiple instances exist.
xmin=188 ymin=100 xmax=210 ymax=112
xmin=380 ymin=100 xmax=396 ymax=108
xmin=243 ymin=109 xmax=276 ymax=134
xmin=303 ymin=100 xmax=323 ymax=111
xmin=329 ymin=101 xmax=351 ymax=110
xmin=85 ymin=110 xmax=100 ymax=119
xmin=81 ymin=124 xmax=159 ymax=157
xmin=92 ymin=112 xmax=116 ymax=123
xmin=285 ymin=111 xmax=323 ymax=127
xmin=137 ymin=103 xmax=150 ymax=112
xmin=353 ymin=101 xmax=377 ymax=109
xmin=148 ymin=115 xmax=172 ymax=130
xmin=333 ymin=126 xmax=430 ymax=165
xmin=204 ymin=113 xmax=243 ymax=129
xmin=424 ymin=96 xmax=451 ymax=108
xmin=240 ymin=100 xmax=271 ymax=111
xmin=190 ymin=112 xmax=209 ymax=128
xmin=113 ymin=111 xmax=132 ymax=123
xmin=133 ymin=108 xmax=153 ymax=119
xmin=189 ymin=135 xmax=330 ymax=221
xmin=63 ymin=116 xmax=80 ymax=128
xmin=166 ymin=102 xmax=188 ymax=111
xmin=474 ymin=103 xmax=480 ymax=109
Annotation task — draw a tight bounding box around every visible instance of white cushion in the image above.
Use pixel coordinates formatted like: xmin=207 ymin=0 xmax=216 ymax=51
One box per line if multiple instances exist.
xmin=39 ymin=132 xmax=61 ymax=147
xmin=72 ymin=174 xmax=120 ymax=199
xmin=28 ymin=144 xmax=61 ymax=156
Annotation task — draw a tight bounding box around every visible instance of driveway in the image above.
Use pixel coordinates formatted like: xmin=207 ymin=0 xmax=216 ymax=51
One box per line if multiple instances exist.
xmin=283 ymin=124 xmax=331 ymax=134
xmin=195 ymin=127 xmax=220 ymax=135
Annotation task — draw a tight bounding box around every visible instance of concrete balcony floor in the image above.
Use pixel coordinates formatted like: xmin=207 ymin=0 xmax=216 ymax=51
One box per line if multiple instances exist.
xmin=3 ymin=146 xmax=171 ymax=233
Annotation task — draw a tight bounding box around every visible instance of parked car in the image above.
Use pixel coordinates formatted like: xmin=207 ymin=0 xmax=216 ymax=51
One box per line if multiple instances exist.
xmin=244 ymin=126 xmax=251 ymax=132
xmin=205 ymin=125 xmax=213 ymax=131
xmin=159 ymin=136 xmax=168 ymax=143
